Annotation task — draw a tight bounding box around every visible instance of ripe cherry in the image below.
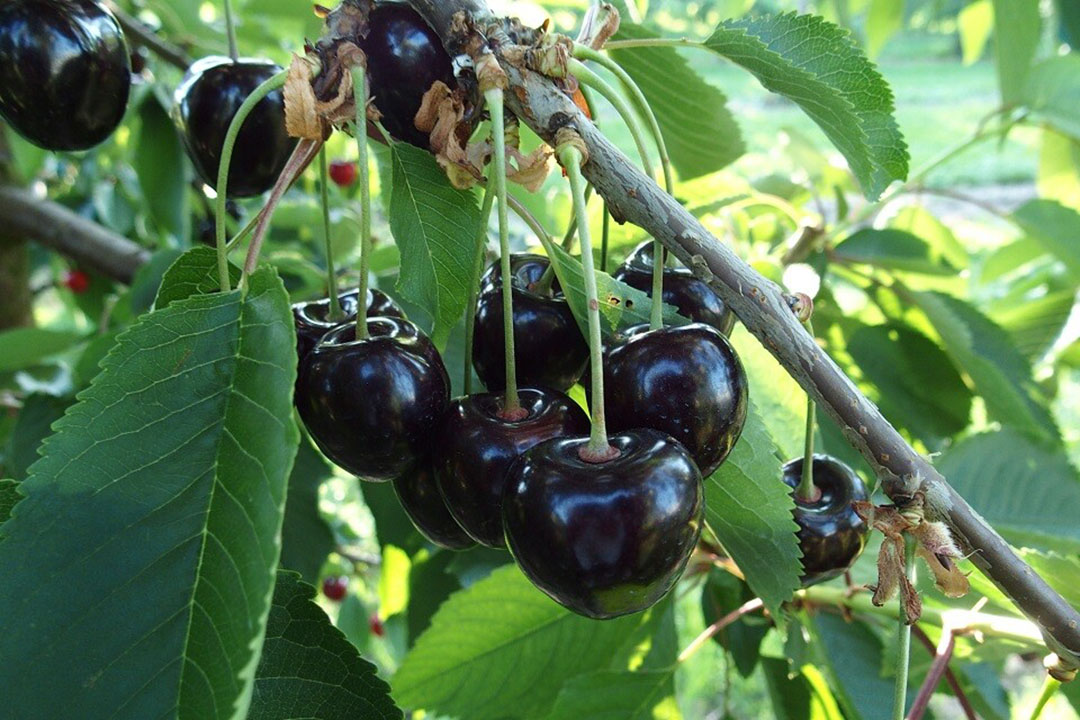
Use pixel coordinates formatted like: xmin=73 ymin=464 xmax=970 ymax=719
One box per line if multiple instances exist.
xmin=392 ymin=463 xmax=475 ymax=550
xmin=781 ymin=455 xmax=870 ymax=586
xmin=613 ymin=241 xmax=729 ymax=332
xmin=328 ymin=160 xmax=357 ymax=187
xmin=297 ymin=317 xmax=449 ymax=481
xmin=322 ymin=576 xmax=348 ymax=601
xmin=173 ymin=56 xmax=297 ymax=197
xmin=603 ymin=323 xmax=748 ymax=477
xmin=433 ymin=388 xmax=589 ymax=547
xmin=63 ymin=269 xmax=92 ymax=294
xmin=360 ymin=3 xmax=457 ymax=148
xmin=293 ymin=288 xmax=404 ymax=362
xmin=472 ymin=254 xmax=588 ymax=393
xmin=0 ymin=0 xmax=131 ymax=151
xmin=503 ymin=429 xmax=704 ymax=619
xmin=369 ymin=614 xmax=385 ymax=637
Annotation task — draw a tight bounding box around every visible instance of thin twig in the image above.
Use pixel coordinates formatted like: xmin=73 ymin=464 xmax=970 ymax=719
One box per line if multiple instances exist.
xmin=906 ymin=626 xmax=955 ymax=720
xmin=103 ymin=1 xmax=191 ymax=70
xmin=910 ymin=625 xmax=976 ymax=720
xmin=677 ymin=597 xmax=764 ymax=663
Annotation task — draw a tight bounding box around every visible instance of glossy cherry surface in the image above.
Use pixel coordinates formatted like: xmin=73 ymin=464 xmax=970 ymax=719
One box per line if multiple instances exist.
xmin=434 ymin=388 xmax=589 ymax=547
xmin=293 ymin=288 xmax=404 ymax=361
xmin=393 ymin=463 xmax=475 ymax=550
xmin=503 ymin=429 xmax=704 ymax=619
xmin=173 ymin=56 xmax=297 ymax=197
xmin=297 ymin=317 xmax=450 ymax=481
xmin=781 ymin=454 xmax=870 ymax=586
xmin=322 ymin=576 xmax=348 ymax=601
xmin=360 ymin=3 xmax=455 ymax=148
xmin=328 ymin=159 xmax=357 ymax=186
xmin=613 ymin=241 xmax=728 ymax=332
xmin=473 ymin=254 xmax=588 ymax=392
xmin=0 ymin=0 xmax=130 ymax=151
xmin=603 ymin=323 xmax=748 ymax=477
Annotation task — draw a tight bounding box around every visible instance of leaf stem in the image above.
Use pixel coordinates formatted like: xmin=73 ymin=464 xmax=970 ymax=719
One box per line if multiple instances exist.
xmin=1028 ymin=676 xmax=1061 ymax=720
xmin=795 ymin=319 xmax=818 ymax=501
xmin=602 ymin=37 xmax=704 ymax=51
xmin=214 ymin=68 xmax=288 ymax=292
xmin=465 ymin=178 xmax=497 ymax=395
xmin=892 ymin=540 xmax=916 ymax=720
xmin=487 ymin=88 xmax=522 ymax=415
xmin=352 ymin=66 xmax=371 ymax=341
xmin=600 ymin=202 xmax=610 ymax=273
xmin=222 ymin=0 xmax=239 ymax=62
xmin=559 ymin=144 xmax=614 ymax=459
xmin=318 ymin=148 xmax=344 ymax=321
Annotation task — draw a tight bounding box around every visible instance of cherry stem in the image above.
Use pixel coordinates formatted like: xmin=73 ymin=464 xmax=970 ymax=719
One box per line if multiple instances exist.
xmin=559 ymin=143 xmax=615 ymax=459
xmin=533 ymin=185 xmax=592 ymax=296
xmin=464 ymin=177 xmax=497 ymax=395
xmin=1028 ymin=676 xmax=1061 ymax=720
xmin=795 ymin=318 xmax=819 ymax=502
xmin=892 ymin=539 xmax=916 ymax=720
xmin=222 ymin=0 xmax=239 ymax=62
xmin=677 ymin=597 xmax=764 ymax=664
xmin=215 ymin=68 xmax=288 ymax=291
xmin=318 ymin=148 xmax=344 ymax=322
xmin=486 ymin=88 xmax=522 ymax=416
xmin=507 ymin=194 xmax=555 ymax=247
xmin=600 ymin=202 xmax=610 ymax=273
xmin=906 ymin=627 xmax=956 ymax=720
xmin=351 ymin=66 xmax=371 ymax=341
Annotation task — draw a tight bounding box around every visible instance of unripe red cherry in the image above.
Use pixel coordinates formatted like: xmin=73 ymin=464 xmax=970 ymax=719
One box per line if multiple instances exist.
xmin=369 ymin=614 xmax=385 ymax=637
xmin=322 ymin=575 xmax=349 ymax=601
xmin=328 ymin=160 xmax=357 ymax=187
xmin=63 ymin=269 xmax=91 ymax=294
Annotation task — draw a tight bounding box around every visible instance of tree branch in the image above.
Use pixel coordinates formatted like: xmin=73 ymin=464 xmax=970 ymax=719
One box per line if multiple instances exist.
xmin=408 ymin=0 xmax=1080 ymax=668
xmin=104 ymin=1 xmax=191 ymax=71
xmin=0 ymin=187 xmax=150 ymax=284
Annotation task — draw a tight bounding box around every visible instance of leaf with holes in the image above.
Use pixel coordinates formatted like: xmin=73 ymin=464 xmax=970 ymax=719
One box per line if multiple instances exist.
xmin=0 ymin=266 xmax=298 ymax=719
xmin=704 ymin=13 xmax=908 ymax=200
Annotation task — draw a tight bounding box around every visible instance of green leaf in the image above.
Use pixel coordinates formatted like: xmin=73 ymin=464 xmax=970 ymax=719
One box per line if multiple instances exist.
xmin=761 ymin=658 xmax=844 ymax=720
xmin=1059 ymin=0 xmax=1080 ymax=46
xmin=888 ymin=206 xmax=970 ymax=270
xmin=834 ymin=228 xmax=958 ymax=275
xmin=0 ymin=328 xmax=81 ymax=373
xmin=134 ymin=95 xmax=190 ymax=242
xmin=701 ymin=570 xmax=769 ymax=678
xmin=993 ymin=289 xmax=1075 ymax=362
xmin=912 ymin=291 xmax=1058 ymax=444
xmin=705 ymin=403 xmax=801 ymax=626
xmin=392 ymin=564 xmax=655 ymax=719
xmin=608 ymin=9 xmax=745 ymax=179
xmin=1038 ymin=129 xmax=1080 ymax=212
xmin=544 ymin=242 xmax=686 ymax=339
xmin=280 ymin=436 xmax=335 ymax=585
xmin=958 ymin=0 xmax=994 ymax=65
xmin=936 ymin=428 xmax=1080 ymax=553
xmin=810 ymin=614 xmax=894 ymax=720
xmin=378 ymin=545 xmax=411 ymax=620
xmin=846 ymin=324 xmax=972 ymax=445
xmin=7 ymin=393 xmax=71 ymax=481
xmin=156 ymin=245 xmax=242 ymax=309
xmin=865 ymin=0 xmax=904 ymax=59
xmin=968 ymin=548 xmax=1080 ymax=618
xmin=0 ymin=478 xmax=19 ymax=525
xmin=729 ymin=327 xmax=804 ymax=459
xmin=0 ymin=266 xmax=299 ymax=718
xmin=1013 ymin=199 xmax=1080 ymax=282
xmin=992 ymin=0 xmax=1042 ymax=104
xmin=250 ymin=572 xmax=402 ymax=720
xmin=545 ymin=670 xmax=681 ymax=720
xmin=704 ymin=13 xmax=909 ymax=200
xmin=385 ymin=142 xmax=482 ymax=348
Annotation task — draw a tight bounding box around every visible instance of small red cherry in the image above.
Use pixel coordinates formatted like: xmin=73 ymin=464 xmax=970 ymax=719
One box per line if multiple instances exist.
xmin=369 ymin=613 xmax=385 ymax=637
xmin=328 ymin=160 xmax=357 ymax=187
xmin=64 ymin=269 xmax=91 ymax=294
xmin=322 ymin=575 xmax=348 ymax=601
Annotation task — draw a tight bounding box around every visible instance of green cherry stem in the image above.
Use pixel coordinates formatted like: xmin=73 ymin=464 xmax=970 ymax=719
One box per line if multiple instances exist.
xmin=507 ymin=194 xmax=555 ymax=246
xmin=1028 ymin=676 xmax=1061 ymax=720
xmin=486 ymin=87 xmax=523 ymax=417
xmin=318 ymin=148 xmax=344 ymax=322
xmin=351 ymin=65 xmax=371 ymax=341
xmin=600 ymin=202 xmax=611 ymax=273
xmin=464 ymin=177 xmax=497 ymax=395
xmin=214 ymin=68 xmax=288 ymax=292
xmin=892 ymin=539 xmax=916 ymax=720
xmin=559 ymin=141 xmax=616 ymax=461
xmin=795 ymin=318 xmax=819 ymax=502
xmin=222 ymin=0 xmax=239 ymax=62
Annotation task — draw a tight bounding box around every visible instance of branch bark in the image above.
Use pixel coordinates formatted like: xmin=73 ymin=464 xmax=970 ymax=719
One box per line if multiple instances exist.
xmin=0 ymin=187 xmax=150 ymax=284
xmin=409 ymin=0 xmax=1080 ymax=669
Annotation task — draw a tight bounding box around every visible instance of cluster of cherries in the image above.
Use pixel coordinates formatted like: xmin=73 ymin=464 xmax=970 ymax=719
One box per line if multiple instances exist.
xmin=2 ymin=0 xmax=871 ymax=615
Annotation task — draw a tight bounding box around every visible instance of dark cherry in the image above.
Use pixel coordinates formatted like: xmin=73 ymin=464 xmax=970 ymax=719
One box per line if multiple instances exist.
xmin=322 ymin=576 xmax=348 ymax=601
xmin=472 ymin=254 xmax=588 ymax=392
xmin=0 ymin=0 xmax=131 ymax=151
xmin=603 ymin=323 xmax=748 ymax=477
xmin=173 ymin=56 xmax=297 ymax=197
xmin=392 ymin=463 xmax=475 ymax=550
xmin=433 ymin=388 xmax=590 ymax=548
xmin=503 ymin=429 xmax=704 ymax=619
xmin=328 ymin=159 xmax=357 ymax=187
xmin=613 ymin=241 xmax=729 ymax=332
xmin=781 ymin=454 xmax=870 ymax=586
xmin=293 ymin=288 xmax=405 ymax=361
xmin=297 ymin=317 xmax=450 ymax=481
xmin=360 ymin=3 xmax=456 ymax=148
